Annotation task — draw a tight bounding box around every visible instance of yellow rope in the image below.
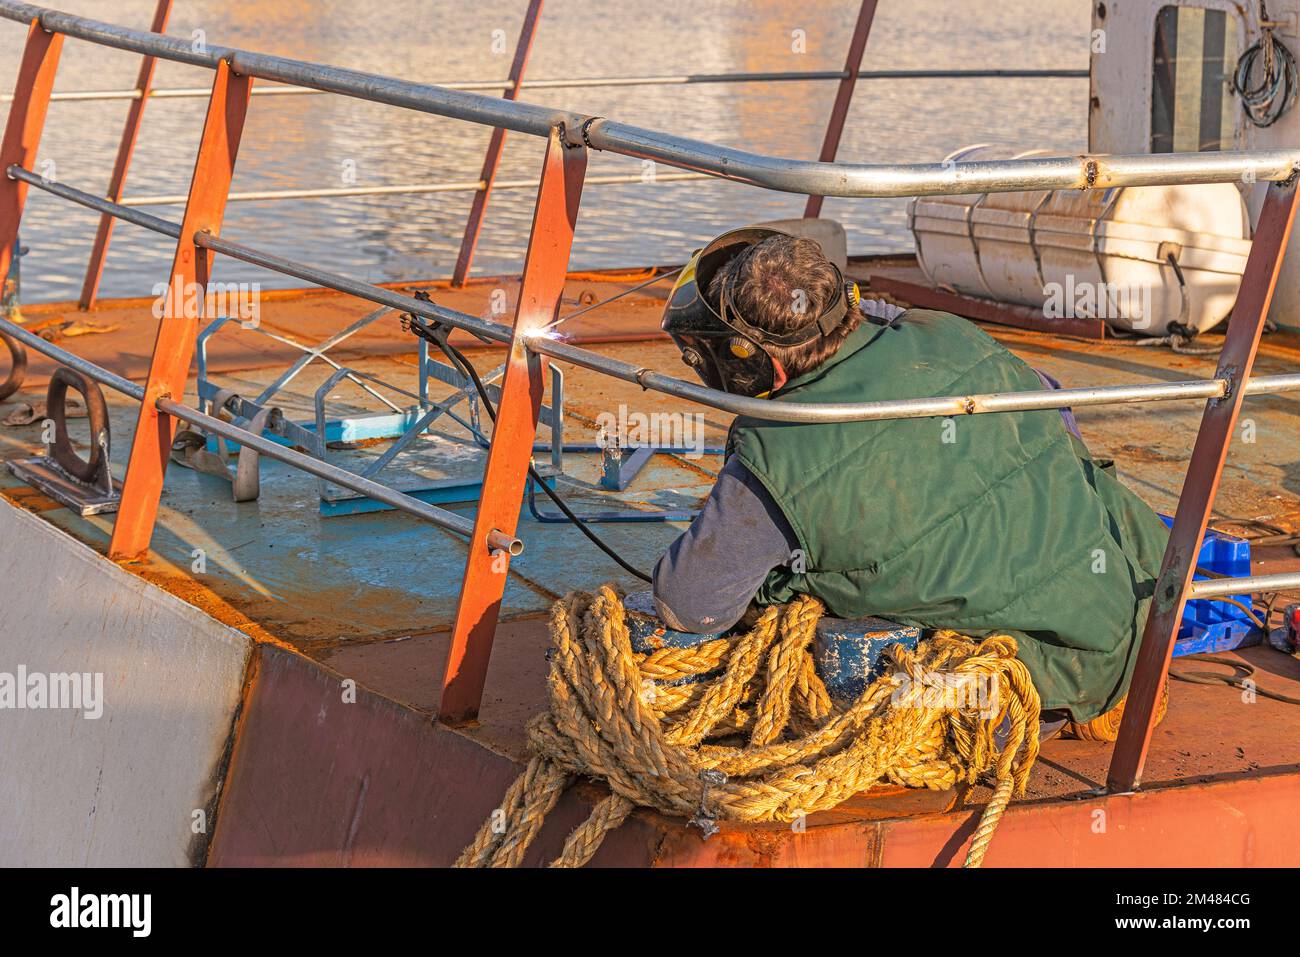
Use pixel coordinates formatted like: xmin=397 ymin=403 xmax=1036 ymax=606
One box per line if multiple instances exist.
xmin=1061 ymin=680 xmax=1169 ymax=742
xmin=456 ymin=586 xmax=1041 ymax=868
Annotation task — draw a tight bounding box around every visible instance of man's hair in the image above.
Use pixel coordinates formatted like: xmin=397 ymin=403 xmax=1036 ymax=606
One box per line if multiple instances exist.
xmin=706 ymin=234 xmax=862 ymax=381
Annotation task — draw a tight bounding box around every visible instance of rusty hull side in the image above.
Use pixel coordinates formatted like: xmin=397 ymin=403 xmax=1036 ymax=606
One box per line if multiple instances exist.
xmin=648 ymin=772 xmax=1300 ymax=867
xmin=206 ymin=643 xmax=667 ymax=867
xmin=208 ymin=638 xmax=1300 ymax=868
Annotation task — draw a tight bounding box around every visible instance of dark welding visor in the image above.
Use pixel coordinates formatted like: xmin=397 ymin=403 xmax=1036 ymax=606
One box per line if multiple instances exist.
xmin=661 ymin=226 xmax=855 ymax=396
xmin=668 ymin=332 xmax=777 ymax=398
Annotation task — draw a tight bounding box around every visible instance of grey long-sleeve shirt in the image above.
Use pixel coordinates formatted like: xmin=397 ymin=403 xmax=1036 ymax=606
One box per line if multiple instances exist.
xmin=652 ymin=455 xmax=800 ymax=633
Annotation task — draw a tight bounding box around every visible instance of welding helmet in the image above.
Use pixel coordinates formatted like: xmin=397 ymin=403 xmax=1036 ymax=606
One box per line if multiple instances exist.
xmin=661 ymin=226 xmax=860 ymax=396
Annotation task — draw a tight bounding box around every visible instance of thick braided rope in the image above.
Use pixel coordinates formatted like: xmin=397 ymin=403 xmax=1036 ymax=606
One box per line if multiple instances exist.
xmin=454 ymin=756 xmax=569 ymax=868
xmin=455 ymin=586 xmax=1041 ymax=868
xmin=965 ymin=777 xmax=1014 ymax=868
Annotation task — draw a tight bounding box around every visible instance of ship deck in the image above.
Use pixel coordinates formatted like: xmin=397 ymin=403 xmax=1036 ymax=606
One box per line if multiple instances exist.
xmin=4 ymin=258 xmax=1300 ymax=863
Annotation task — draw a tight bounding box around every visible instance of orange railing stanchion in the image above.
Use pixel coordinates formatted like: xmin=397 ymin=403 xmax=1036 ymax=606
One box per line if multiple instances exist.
xmin=109 ymin=60 xmax=253 ymax=561
xmin=1107 ymin=175 xmax=1300 ymax=793
xmin=803 ymin=0 xmax=878 ymax=219
xmin=439 ymin=124 xmax=586 ymax=725
xmin=450 ymin=0 xmax=544 ymax=287
xmin=78 ymin=0 xmax=173 ymax=311
xmin=0 ymin=19 xmax=63 ymax=281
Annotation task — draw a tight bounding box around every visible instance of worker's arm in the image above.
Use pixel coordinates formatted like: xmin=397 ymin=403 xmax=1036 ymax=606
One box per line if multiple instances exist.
xmin=653 ymin=456 xmax=800 ymax=633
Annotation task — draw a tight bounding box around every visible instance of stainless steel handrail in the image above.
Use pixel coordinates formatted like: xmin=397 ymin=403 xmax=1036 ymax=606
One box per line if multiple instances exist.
xmin=117 ymin=171 xmax=709 ymax=207
xmin=7 ymin=165 xmax=183 ymax=236
xmin=1189 ymin=572 xmax=1300 ymax=599
xmin=0 ymin=67 xmax=1090 ymax=104
xmin=1 ymin=1 xmax=1296 ymax=197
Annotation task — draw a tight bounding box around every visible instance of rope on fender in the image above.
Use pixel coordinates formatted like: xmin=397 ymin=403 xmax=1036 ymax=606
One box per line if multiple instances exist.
xmin=455 ymin=586 xmax=1042 ymax=869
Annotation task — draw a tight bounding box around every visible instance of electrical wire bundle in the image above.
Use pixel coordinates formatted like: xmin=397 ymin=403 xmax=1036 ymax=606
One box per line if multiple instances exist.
xmin=1234 ymin=5 xmax=1298 ymax=128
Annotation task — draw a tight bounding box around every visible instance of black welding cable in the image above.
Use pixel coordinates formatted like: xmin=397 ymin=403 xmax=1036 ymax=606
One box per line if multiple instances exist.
xmin=1234 ymin=13 xmax=1298 ymax=128
xmin=1170 ymin=654 xmax=1300 ymax=706
xmin=419 ymin=326 xmax=653 ymax=583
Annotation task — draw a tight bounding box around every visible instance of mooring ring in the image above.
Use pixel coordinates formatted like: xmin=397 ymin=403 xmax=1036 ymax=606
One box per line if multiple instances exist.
xmin=47 ymin=366 xmax=110 ymax=484
xmin=0 ymin=329 xmax=27 ymax=402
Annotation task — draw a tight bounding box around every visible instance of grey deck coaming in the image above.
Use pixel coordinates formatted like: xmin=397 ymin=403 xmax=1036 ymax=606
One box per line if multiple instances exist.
xmin=0 ymin=498 xmax=253 ymax=866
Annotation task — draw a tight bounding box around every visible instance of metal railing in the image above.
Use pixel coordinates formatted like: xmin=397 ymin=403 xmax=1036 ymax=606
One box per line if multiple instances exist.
xmin=20 ymin=161 xmax=1300 ymax=422
xmin=1 ymin=0 xmax=1297 ymax=798
xmin=0 ymin=68 xmax=1090 ymax=104
xmin=0 ymin=315 xmax=523 ymax=555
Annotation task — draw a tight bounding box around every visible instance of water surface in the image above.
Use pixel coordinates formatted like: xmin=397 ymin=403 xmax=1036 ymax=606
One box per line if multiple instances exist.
xmin=0 ymin=0 xmax=1090 ymax=302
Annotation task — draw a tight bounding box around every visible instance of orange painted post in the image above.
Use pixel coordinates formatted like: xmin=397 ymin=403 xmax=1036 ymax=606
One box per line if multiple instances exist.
xmin=0 ymin=20 xmax=64 ymax=283
xmin=803 ymin=0 xmax=878 ymax=219
xmin=450 ymin=0 xmax=545 ymax=287
xmin=440 ymin=124 xmax=586 ymax=725
xmin=1107 ymin=175 xmax=1300 ymax=793
xmin=78 ymin=0 xmax=174 ymax=311
xmin=109 ymin=60 xmax=253 ymax=561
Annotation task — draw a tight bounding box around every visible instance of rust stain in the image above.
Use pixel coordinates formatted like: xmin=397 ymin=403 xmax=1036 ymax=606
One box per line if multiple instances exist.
xmin=1116 ymin=443 xmax=1185 ymax=464
xmin=0 ymin=484 xmax=63 ymax=512
xmin=742 ymin=827 xmax=790 ymax=867
xmin=128 ymin=564 xmax=299 ymax=655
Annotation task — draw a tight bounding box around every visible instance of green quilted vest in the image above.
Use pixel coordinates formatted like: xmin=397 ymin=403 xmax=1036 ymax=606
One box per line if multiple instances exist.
xmin=728 ymin=310 xmax=1170 ymax=722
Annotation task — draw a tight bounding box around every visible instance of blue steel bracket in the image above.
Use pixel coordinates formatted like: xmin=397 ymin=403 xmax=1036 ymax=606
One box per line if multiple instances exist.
xmin=196 ymin=306 xmax=412 ymax=453
xmin=311 ymin=357 xmax=566 ymax=516
xmin=197 ymin=306 xmax=403 ymax=413
xmin=193 ymin=385 xmax=319 ymax=451
xmin=526 ymin=475 xmax=700 ymax=524
xmin=593 ymin=442 xmax=725 ymax=492
xmin=601 ymin=444 xmax=655 ymax=491
xmin=194 ymin=306 xmax=573 ymax=518
xmin=2 ymin=233 xmax=24 ymax=322
xmin=525 ymin=439 xmax=725 ymax=522
xmin=526 ymin=440 xmax=726 ymax=493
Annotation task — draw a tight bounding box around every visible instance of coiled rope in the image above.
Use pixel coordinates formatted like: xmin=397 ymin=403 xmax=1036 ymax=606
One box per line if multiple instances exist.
xmin=456 ymin=586 xmax=1042 ymax=868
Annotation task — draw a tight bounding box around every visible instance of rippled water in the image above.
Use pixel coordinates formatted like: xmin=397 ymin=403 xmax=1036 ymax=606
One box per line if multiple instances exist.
xmin=1 ymin=0 xmax=1090 ymax=302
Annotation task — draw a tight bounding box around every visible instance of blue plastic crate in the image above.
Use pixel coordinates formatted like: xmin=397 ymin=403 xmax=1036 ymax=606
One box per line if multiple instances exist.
xmin=1158 ymin=515 xmax=1261 ymax=655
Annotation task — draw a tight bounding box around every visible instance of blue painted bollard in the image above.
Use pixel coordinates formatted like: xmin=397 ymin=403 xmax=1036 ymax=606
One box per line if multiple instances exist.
xmin=622 ymin=591 xmax=728 ymax=687
xmin=622 ymin=591 xmax=729 ymax=653
xmin=623 ymin=592 xmax=920 ymax=702
xmin=815 ymin=617 xmax=922 ymax=704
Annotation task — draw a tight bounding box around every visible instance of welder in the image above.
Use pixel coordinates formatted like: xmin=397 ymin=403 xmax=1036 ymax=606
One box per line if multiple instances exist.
xmin=652 ymin=226 xmax=1170 ymax=726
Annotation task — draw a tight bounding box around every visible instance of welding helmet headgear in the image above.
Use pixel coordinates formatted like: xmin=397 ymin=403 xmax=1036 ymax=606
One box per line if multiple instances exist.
xmin=661 ymin=227 xmax=860 ymax=396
